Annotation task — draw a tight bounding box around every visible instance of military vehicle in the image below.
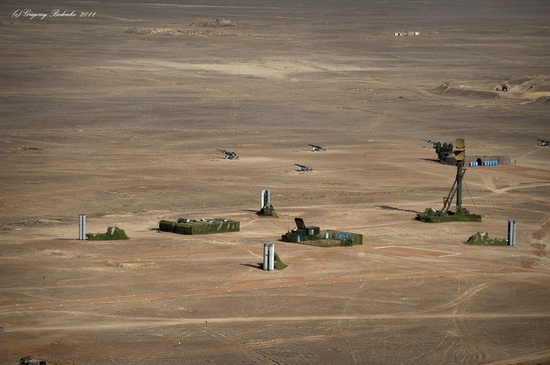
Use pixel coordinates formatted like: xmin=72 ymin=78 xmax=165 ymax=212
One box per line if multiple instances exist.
xmin=20 ymin=357 xmax=46 ymax=365
xmin=423 ymin=139 xmax=454 ymax=163
xmin=308 ymin=144 xmax=326 ymax=151
xmin=281 ymin=217 xmax=363 ymax=247
xmin=295 ymin=164 xmax=313 ymax=172
xmin=293 ymin=217 xmax=320 ymax=236
xmin=216 ymin=149 xmax=238 ymax=160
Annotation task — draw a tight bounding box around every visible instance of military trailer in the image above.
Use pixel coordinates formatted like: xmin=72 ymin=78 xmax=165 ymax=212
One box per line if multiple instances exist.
xmin=159 ymin=218 xmax=240 ymax=235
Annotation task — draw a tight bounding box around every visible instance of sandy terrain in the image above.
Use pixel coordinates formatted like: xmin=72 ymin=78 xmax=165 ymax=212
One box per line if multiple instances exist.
xmin=1 ymin=1 xmax=549 ymax=364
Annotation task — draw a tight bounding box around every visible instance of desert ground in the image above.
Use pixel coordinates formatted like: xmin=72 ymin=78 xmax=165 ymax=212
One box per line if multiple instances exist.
xmin=1 ymin=1 xmax=549 ymax=364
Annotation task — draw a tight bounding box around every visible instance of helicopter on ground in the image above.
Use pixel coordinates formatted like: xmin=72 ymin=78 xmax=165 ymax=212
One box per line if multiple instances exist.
xmin=537 ymin=139 xmax=550 ymax=146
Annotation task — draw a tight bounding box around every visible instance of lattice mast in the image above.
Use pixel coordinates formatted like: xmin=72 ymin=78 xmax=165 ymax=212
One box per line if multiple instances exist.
xmin=439 ymin=138 xmax=466 ymax=216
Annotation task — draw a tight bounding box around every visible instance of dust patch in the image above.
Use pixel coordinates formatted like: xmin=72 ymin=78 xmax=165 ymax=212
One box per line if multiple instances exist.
xmin=124 ymin=19 xmax=237 ymax=37
xmin=41 ymin=249 xmax=67 ymax=257
xmin=533 ymin=221 xmax=550 ymax=241
xmin=521 ymin=243 xmax=547 ymax=268
xmin=124 ymin=27 xmax=234 ymax=36
xmin=189 ymin=19 xmax=237 ymax=27
xmin=531 ymin=243 xmax=547 ymax=257
xmin=521 ymin=257 xmax=540 ymax=269
xmin=111 ymin=58 xmax=381 ymax=79
xmin=174 ymin=306 xmax=199 ymax=313
xmin=103 ymin=258 xmax=157 ymax=268
xmin=15 ymin=147 xmax=45 ymax=154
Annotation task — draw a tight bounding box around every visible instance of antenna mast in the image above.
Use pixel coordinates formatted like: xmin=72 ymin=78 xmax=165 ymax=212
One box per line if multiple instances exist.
xmin=439 ymin=138 xmax=466 ymax=215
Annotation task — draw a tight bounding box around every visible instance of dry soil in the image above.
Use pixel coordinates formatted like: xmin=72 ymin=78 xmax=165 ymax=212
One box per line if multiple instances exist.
xmin=1 ymin=1 xmax=549 ymax=364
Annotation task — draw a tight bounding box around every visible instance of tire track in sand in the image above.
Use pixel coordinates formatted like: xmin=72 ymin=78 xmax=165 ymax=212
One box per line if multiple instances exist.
xmin=0 ymin=267 xmax=535 ymax=313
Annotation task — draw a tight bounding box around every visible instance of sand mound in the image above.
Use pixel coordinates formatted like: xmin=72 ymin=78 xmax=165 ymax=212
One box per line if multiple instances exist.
xmin=505 ymin=76 xmax=550 ymax=92
xmin=533 ymin=96 xmax=550 ymax=105
xmin=124 ymin=28 xmax=181 ymax=35
xmin=189 ymin=19 xmax=237 ymax=27
xmin=431 ymin=77 xmax=550 ymax=101
xmin=496 ymin=76 xmax=550 ymax=100
xmin=528 ymin=85 xmax=550 ymax=93
xmin=124 ymin=27 xmax=234 ymax=36
xmin=431 ymin=82 xmax=500 ymax=99
xmin=514 ymin=77 xmax=550 ymax=101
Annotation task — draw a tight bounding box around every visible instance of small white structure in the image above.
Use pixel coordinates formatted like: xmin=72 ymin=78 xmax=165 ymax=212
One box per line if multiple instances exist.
xmin=260 ymin=189 xmax=271 ymax=210
xmin=508 ymin=220 xmax=516 ymax=246
xmin=395 ymin=31 xmax=419 ymax=36
xmin=263 ymin=243 xmax=275 ymax=271
xmin=79 ymin=214 xmax=87 ymax=240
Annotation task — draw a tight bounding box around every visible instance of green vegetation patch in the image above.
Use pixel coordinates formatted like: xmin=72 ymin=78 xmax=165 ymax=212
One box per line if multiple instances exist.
xmin=464 ymin=231 xmax=507 ymax=246
xmin=87 ymin=226 xmax=129 ymax=240
xmin=159 ymin=219 xmax=240 ymax=235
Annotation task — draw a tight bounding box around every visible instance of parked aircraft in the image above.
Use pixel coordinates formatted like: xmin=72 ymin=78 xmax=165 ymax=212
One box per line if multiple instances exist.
xmin=295 ymin=164 xmax=313 ymax=172
xmin=217 ymin=149 xmax=238 ymax=159
xmin=308 ymin=144 xmax=326 ymax=152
